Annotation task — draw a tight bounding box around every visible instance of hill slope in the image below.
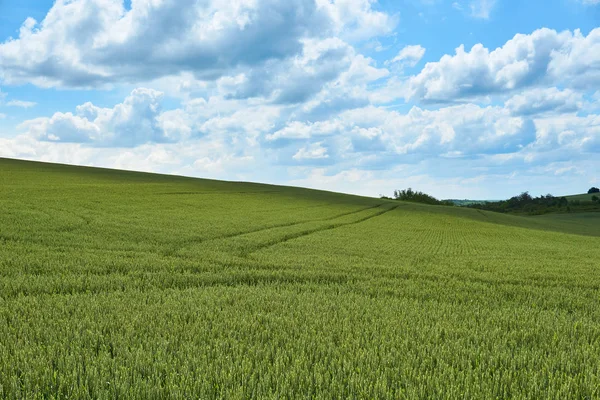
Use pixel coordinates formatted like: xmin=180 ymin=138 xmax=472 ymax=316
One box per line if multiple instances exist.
xmin=1 ymin=157 xmax=600 ymax=398
xmin=565 ymin=192 xmax=600 ymax=202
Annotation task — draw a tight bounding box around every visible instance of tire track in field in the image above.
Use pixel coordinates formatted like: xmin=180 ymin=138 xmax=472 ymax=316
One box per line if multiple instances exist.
xmin=162 ymin=203 xmax=385 ymax=256
xmin=48 ymin=206 xmax=93 ymax=226
xmin=27 ymin=204 xmax=93 ymax=227
xmin=0 ymin=233 xmax=19 ymax=244
xmin=243 ymin=205 xmax=400 ymax=256
xmin=157 ymin=190 xmax=283 ymax=195
xmin=475 ymin=209 xmax=490 ymax=220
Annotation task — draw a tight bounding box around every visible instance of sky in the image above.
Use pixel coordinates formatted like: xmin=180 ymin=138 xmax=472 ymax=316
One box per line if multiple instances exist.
xmin=0 ymin=0 xmax=599 ymax=200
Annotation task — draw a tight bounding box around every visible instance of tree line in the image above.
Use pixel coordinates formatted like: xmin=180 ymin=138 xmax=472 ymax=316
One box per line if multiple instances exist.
xmin=384 ymin=187 xmax=600 ymax=215
xmin=467 ymin=192 xmax=570 ymax=215
xmin=382 ymin=188 xmax=454 ymax=206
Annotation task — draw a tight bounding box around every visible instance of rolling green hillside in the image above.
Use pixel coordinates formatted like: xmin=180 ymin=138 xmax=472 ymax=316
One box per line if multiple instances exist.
xmin=1 ymin=157 xmax=600 ymax=398
xmin=565 ymin=192 xmax=600 ymax=202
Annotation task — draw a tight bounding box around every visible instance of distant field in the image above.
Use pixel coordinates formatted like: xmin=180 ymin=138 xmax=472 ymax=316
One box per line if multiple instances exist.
xmin=565 ymin=192 xmax=600 ymax=202
xmin=445 ymin=199 xmax=494 ymax=206
xmin=534 ymin=212 xmax=600 ymax=236
xmin=1 ymin=157 xmax=600 ymax=398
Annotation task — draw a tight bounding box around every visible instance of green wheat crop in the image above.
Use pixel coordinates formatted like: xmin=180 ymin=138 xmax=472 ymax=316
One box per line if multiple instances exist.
xmin=1 ymin=158 xmax=599 ymax=399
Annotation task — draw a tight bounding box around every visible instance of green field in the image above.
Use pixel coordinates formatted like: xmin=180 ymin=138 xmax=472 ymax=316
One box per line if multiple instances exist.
xmin=565 ymin=193 xmax=600 ymax=203
xmin=1 ymin=157 xmax=600 ymax=398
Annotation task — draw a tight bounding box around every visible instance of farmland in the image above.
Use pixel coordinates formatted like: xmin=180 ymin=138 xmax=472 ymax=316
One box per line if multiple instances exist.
xmin=1 ymin=157 xmax=600 ymax=398
xmin=565 ymin=193 xmax=600 ymax=203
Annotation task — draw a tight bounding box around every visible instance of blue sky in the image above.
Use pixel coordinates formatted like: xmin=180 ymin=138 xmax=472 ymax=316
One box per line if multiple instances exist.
xmin=0 ymin=0 xmax=599 ymax=199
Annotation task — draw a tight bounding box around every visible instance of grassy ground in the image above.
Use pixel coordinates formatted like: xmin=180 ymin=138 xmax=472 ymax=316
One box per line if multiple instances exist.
xmin=1 ymin=157 xmax=600 ymax=398
xmin=565 ymin=192 xmax=599 ymax=202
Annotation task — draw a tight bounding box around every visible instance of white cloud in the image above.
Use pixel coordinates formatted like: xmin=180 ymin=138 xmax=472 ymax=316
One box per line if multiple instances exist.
xmin=316 ymin=0 xmax=398 ymax=42
xmin=339 ymin=104 xmax=536 ymax=156
xmin=0 ymin=113 xmax=6 ymax=119
xmin=505 ymin=88 xmax=583 ymax=116
xmin=469 ymin=0 xmax=496 ymax=19
xmin=21 ymin=113 xmax=100 ymax=143
xmin=285 ymin=167 xmax=497 ymax=199
xmin=196 ymin=104 xmax=281 ymax=145
xmin=547 ymin=28 xmax=600 ymax=89
xmin=0 ymin=0 xmax=394 ymax=89
xmin=10 ymin=78 xmax=596 ymax=177
xmin=534 ymin=114 xmax=600 ymax=153
xmin=293 ymin=141 xmax=330 ymax=160
xmin=0 ymin=0 xmax=326 ymax=87
xmin=267 ymin=120 xmax=343 ymax=141
xmin=288 ymin=168 xmax=372 ymax=193
xmin=6 ymin=100 xmax=37 ymax=108
xmin=389 ymin=45 xmax=426 ymax=67
xmin=0 ymin=134 xmax=262 ymax=181
xmin=19 ymin=88 xmax=173 ymax=146
xmin=218 ymin=38 xmax=357 ymax=103
xmin=407 ymin=27 xmax=600 ymax=102
xmin=265 ymin=102 xmax=538 ymax=160
xmin=156 ymin=109 xmax=193 ymax=142
xmin=3 ymin=90 xmax=598 ymax=199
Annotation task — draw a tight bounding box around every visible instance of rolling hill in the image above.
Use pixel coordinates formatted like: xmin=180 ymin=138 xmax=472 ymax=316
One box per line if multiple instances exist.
xmin=565 ymin=192 xmax=600 ymax=202
xmin=1 ymin=157 xmax=600 ymax=398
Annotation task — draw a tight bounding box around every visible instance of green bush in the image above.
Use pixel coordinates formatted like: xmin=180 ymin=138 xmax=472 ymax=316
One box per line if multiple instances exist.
xmin=393 ymin=188 xmax=453 ymax=206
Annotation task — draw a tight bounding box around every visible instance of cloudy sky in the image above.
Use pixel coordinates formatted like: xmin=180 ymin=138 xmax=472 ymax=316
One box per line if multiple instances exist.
xmin=0 ymin=0 xmax=599 ymax=199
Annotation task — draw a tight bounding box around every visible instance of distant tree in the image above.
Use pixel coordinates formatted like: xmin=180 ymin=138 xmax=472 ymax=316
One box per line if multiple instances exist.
xmin=593 ymin=195 xmax=599 ymax=202
xmin=465 ymin=191 xmax=580 ymax=215
xmin=518 ymin=192 xmax=532 ymax=202
xmin=558 ymin=197 xmax=568 ymax=207
xmin=392 ymin=188 xmax=452 ymax=206
xmin=588 ymin=187 xmax=600 ymax=194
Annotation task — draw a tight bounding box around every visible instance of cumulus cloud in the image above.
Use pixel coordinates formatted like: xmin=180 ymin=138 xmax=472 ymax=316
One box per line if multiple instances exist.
xmin=0 ymin=0 xmax=326 ymax=87
xmin=534 ymin=114 xmax=600 ymax=153
xmin=293 ymin=141 xmax=330 ymax=160
xmin=547 ymin=29 xmax=600 ymax=89
xmin=316 ymin=0 xmax=397 ymax=42
xmin=341 ymin=104 xmax=536 ymax=156
xmin=0 ymin=0 xmax=394 ymax=89
xmin=505 ymin=88 xmax=583 ymax=116
xmin=388 ymin=45 xmax=426 ymax=67
xmin=19 ymin=88 xmax=174 ymax=146
xmin=5 ymin=87 xmax=599 ymax=197
xmin=271 ymin=103 xmax=537 ymax=159
xmin=218 ymin=38 xmax=356 ymax=103
xmin=407 ymin=27 xmax=600 ymax=102
xmin=155 ymin=35 xmax=387 ymax=110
